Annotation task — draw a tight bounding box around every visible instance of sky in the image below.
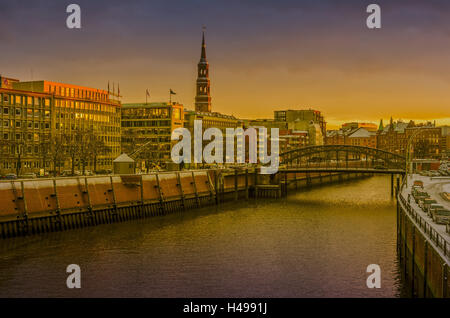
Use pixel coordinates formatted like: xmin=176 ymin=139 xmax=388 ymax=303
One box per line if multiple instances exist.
xmin=0 ymin=0 xmax=449 ymax=129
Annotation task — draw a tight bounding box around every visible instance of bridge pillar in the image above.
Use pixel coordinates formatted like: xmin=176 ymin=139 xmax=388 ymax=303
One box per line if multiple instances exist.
xmin=396 ymin=176 xmax=400 ymax=197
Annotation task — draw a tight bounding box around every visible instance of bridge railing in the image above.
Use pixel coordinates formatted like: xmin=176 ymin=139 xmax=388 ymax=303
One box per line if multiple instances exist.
xmin=282 ymin=159 xmax=405 ymax=170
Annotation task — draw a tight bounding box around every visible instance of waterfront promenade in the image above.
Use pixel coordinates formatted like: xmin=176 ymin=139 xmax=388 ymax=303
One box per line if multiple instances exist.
xmin=397 ymin=174 xmax=450 ymax=297
xmin=399 ymin=175 xmax=450 ymax=260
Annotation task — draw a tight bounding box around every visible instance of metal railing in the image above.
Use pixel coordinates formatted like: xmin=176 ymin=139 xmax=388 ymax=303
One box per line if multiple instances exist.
xmin=398 ymin=192 xmax=449 ymax=259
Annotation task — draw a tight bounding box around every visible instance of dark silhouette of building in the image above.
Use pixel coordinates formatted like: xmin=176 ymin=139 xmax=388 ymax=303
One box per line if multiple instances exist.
xmin=195 ymin=31 xmax=212 ymax=113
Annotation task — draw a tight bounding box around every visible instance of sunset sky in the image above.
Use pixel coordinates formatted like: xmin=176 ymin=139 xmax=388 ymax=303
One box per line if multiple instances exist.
xmin=1 ymin=0 xmax=449 ymax=129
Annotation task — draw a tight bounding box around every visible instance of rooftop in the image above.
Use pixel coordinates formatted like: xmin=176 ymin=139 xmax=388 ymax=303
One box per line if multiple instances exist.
xmin=122 ymin=102 xmax=181 ymax=108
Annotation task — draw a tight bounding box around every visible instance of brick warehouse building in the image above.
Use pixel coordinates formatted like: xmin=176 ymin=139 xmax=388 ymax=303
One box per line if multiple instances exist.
xmin=376 ymin=118 xmax=445 ymax=159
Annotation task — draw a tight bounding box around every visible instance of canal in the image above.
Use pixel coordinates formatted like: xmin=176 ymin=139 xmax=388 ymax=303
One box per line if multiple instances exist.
xmin=0 ymin=175 xmax=406 ymax=297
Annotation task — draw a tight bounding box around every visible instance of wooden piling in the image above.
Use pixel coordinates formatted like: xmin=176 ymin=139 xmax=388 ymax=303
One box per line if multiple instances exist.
xmin=234 ymin=169 xmax=238 ymax=201
xmin=175 ymin=172 xmax=185 ymax=210
xmin=191 ymin=171 xmax=200 ymax=208
xmin=245 ymin=169 xmax=249 ymax=200
xmin=214 ymin=170 xmax=219 ymax=205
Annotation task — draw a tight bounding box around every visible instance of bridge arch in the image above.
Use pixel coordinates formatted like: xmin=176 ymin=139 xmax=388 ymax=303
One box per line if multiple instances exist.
xmin=280 ymin=145 xmax=406 ymax=171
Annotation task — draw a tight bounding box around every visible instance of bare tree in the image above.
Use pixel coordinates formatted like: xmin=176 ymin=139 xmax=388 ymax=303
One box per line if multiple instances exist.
xmin=88 ymin=131 xmax=111 ymax=173
xmin=39 ymin=134 xmax=52 ymax=176
xmin=76 ymin=130 xmax=92 ymax=175
xmin=64 ymin=132 xmax=80 ymax=176
xmin=0 ymin=140 xmax=10 ymax=175
xmin=48 ymin=133 xmax=66 ymax=177
xmin=12 ymin=140 xmax=25 ymax=176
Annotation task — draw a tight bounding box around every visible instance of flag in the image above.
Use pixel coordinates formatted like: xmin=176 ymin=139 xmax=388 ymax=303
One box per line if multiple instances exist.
xmin=146 ymin=89 xmax=150 ymax=97
xmin=170 ymin=89 xmax=176 ymax=95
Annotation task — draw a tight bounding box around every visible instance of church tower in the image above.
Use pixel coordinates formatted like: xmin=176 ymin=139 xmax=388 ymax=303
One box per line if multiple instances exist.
xmin=195 ymin=30 xmax=212 ymax=112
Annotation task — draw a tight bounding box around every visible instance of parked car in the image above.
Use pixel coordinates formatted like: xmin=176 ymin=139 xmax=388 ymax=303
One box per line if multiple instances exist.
xmin=5 ymin=173 xmax=17 ymax=180
xmin=422 ymin=198 xmax=437 ymax=212
xmin=413 ymin=190 xmax=429 ymax=204
xmin=413 ymin=180 xmax=424 ymax=188
xmin=61 ymin=170 xmax=72 ymax=177
xmin=19 ymin=173 xmax=37 ymax=179
xmin=431 ymin=209 xmax=450 ymax=225
xmin=428 ymin=204 xmax=444 ymax=217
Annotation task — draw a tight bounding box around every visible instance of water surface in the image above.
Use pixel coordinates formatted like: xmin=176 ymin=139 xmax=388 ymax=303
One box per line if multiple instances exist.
xmin=0 ymin=175 xmax=405 ymax=297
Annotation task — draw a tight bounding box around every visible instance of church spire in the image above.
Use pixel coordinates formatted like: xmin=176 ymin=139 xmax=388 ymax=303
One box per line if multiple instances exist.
xmin=195 ymin=27 xmax=212 ymax=113
xmin=378 ymin=119 xmax=384 ymax=131
xmin=201 ymin=30 xmax=206 ymax=60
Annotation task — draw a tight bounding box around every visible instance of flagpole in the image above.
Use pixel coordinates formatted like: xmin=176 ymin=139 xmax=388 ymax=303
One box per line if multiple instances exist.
xmin=169 ymin=89 xmax=171 ymax=104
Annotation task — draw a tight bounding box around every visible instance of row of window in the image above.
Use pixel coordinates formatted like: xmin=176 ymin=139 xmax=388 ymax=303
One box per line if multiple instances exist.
xmin=122 ymin=108 xmax=170 ymax=117
xmin=55 ymin=99 xmax=117 ymax=113
xmin=55 ymin=112 xmax=113 ymax=123
xmin=2 ymin=107 xmax=50 ymax=117
xmin=0 ymin=120 xmax=50 ymax=129
xmin=1 ymin=94 xmax=50 ymax=107
xmin=122 ymin=128 xmax=171 ymax=135
xmin=121 ymin=120 xmax=171 ymax=127
xmin=3 ymin=132 xmax=43 ymax=141
xmin=48 ymin=85 xmax=108 ymax=102
xmin=1 ymin=93 xmax=118 ymax=113
xmin=122 ymin=137 xmax=171 ymax=143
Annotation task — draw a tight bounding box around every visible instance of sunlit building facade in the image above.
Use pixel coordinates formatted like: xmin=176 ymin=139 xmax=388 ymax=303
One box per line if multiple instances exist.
xmin=121 ymin=102 xmax=184 ymax=170
xmin=0 ymin=77 xmax=121 ymax=175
